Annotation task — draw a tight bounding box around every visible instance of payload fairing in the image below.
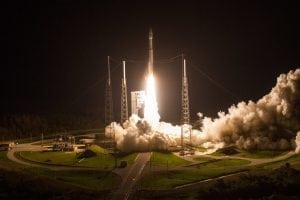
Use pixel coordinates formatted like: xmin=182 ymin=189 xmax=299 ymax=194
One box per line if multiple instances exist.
xmin=148 ymin=28 xmax=154 ymax=75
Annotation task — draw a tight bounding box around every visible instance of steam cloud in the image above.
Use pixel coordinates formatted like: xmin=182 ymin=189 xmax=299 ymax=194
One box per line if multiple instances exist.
xmin=295 ymin=132 xmax=300 ymax=153
xmin=105 ymin=69 xmax=300 ymax=152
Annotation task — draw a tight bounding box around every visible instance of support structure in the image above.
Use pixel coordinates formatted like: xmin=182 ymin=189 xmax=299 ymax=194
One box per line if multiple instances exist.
xmin=181 ymin=55 xmax=192 ymax=145
xmin=105 ymin=56 xmax=114 ymax=126
xmin=120 ymin=61 xmax=128 ymax=124
xmin=180 ymin=126 xmax=184 ymax=156
xmin=181 ymin=55 xmax=190 ymax=125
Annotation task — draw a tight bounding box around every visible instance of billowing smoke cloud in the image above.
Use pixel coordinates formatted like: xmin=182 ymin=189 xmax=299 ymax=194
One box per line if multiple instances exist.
xmin=105 ymin=115 xmax=179 ymax=152
xmin=105 ymin=69 xmax=300 ymax=152
xmin=295 ymin=132 xmax=300 ymax=153
xmin=196 ymin=68 xmax=300 ymax=150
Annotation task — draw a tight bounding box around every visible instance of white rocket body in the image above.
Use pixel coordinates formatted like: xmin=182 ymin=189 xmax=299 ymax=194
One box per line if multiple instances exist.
xmin=148 ymin=28 xmax=153 ymax=75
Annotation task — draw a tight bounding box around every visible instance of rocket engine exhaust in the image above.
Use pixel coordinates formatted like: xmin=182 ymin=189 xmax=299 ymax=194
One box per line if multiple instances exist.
xmin=144 ymin=28 xmax=160 ymax=127
xmin=105 ymin=30 xmax=300 ymax=153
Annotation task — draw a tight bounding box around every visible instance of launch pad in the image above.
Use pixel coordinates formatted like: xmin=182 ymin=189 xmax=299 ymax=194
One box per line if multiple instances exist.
xmin=104 ymin=29 xmax=193 ymax=153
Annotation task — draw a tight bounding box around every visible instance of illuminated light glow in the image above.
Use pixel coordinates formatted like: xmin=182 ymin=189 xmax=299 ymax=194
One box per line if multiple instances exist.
xmin=144 ymin=74 xmax=160 ymax=127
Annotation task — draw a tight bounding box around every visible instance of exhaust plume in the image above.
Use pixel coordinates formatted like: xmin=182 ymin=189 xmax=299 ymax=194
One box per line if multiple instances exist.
xmin=295 ymin=132 xmax=300 ymax=153
xmin=105 ymin=68 xmax=300 ymax=152
xmin=195 ymin=68 xmax=300 ymax=150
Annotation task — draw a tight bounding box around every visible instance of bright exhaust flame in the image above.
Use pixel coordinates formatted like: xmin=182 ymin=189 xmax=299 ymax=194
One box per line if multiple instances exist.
xmin=144 ymin=74 xmax=160 ymax=127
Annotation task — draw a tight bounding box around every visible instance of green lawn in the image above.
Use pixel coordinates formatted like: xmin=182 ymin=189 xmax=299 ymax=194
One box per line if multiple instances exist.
xmin=237 ymin=150 xmax=289 ymax=159
xmin=150 ymin=152 xmax=190 ymax=167
xmin=0 ymin=151 xmax=8 ymax=162
xmin=117 ymin=152 xmax=138 ymax=164
xmin=21 ymin=151 xmax=78 ymax=165
xmin=191 ymin=158 xmax=251 ymax=169
xmin=25 ymin=167 xmax=120 ymax=190
xmin=253 ymin=153 xmax=300 ymax=170
xmin=0 ymin=151 xmax=26 ymax=169
xmin=209 ymin=151 xmax=226 ymax=156
xmin=141 ymin=158 xmax=250 ymax=189
xmin=0 ymin=150 xmax=120 ymax=191
xmin=141 ymin=166 xmax=247 ymax=189
xmin=193 ymin=156 xmax=215 ymax=162
xmin=20 ymin=145 xmax=137 ymax=169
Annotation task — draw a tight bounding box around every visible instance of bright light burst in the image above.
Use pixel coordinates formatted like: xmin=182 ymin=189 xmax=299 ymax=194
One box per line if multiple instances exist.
xmin=144 ymin=74 xmax=160 ymax=127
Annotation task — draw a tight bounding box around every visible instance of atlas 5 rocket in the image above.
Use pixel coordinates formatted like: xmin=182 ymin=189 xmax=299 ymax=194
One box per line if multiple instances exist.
xmin=148 ymin=28 xmax=154 ymax=75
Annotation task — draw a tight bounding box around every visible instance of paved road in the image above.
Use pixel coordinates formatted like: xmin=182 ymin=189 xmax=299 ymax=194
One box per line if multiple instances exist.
xmin=6 ymin=142 xmax=102 ymax=171
xmin=112 ymin=152 xmax=151 ymax=200
xmin=174 ymin=151 xmax=296 ymax=167
xmin=171 ymin=151 xmax=296 ymax=190
xmin=8 ymin=142 xmax=296 ymax=198
xmin=7 ymin=143 xmax=44 ymax=167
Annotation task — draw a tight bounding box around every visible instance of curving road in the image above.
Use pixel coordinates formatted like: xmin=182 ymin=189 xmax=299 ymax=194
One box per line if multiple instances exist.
xmin=7 ymin=142 xmax=104 ymax=171
xmin=7 ymin=142 xmax=151 ymax=200
xmin=7 ymin=142 xmax=296 ymax=199
xmin=174 ymin=151 xmax=296 ymax=167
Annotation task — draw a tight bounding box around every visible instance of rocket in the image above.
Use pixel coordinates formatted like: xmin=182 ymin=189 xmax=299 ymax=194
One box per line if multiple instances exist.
xmin=148 ymin=28 xmax=154 ymax=75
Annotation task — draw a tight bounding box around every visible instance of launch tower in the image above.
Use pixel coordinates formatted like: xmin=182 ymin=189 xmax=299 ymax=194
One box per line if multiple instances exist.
xmin=120 ymin=61 xmax=128 ymax=124
xmin=105 ymin=56 xmax=114 ymax=126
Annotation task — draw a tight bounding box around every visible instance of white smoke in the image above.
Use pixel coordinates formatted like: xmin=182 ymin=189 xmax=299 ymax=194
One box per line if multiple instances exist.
xmin=295 ymin=132 xmax=300 ymax=153
xmin=105 ymin=68 xmax=300 ymax=152
xmin=196 ymin=68 xmax=300 ymax=150
xmin=105 ymin=115 xmax=178 ymax=152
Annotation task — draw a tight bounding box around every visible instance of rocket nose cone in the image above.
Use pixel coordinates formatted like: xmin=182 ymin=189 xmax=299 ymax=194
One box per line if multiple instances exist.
xmin=149 ymin=28 xmax=153 ymax=38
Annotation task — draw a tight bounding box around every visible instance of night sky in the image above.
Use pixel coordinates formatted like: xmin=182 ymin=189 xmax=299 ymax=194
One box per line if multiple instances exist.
xmin=2 ymin=0 xmax=300 ymax=122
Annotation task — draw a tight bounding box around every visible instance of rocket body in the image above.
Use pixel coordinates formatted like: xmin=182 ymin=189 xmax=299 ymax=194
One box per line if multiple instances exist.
xmin=148 ymin=28 xmax=153 ymax=75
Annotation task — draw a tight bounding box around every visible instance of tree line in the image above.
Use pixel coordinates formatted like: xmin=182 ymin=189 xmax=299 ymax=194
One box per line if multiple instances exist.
xmin=0 ymin=113 xmax=103 ymax=141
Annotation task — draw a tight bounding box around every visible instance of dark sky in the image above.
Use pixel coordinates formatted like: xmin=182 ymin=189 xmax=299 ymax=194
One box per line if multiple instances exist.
xmin=2 ymin=0 xmax=300 ymax=122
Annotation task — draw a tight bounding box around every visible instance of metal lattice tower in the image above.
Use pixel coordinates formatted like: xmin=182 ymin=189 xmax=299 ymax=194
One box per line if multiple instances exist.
xmin=181 ymin=55 xmax=190 ymax=125
xmin=120 ymin=61 xmax=128 ymax=124
xmin=105 ymin=56 xmax=114 ymax=126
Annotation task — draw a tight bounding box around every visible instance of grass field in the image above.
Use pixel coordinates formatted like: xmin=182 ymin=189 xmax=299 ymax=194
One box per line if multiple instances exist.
xmin=237 ymin=150 xmax=289 ymax=159
xmin=141 ymin=167 xmax=247 ymax=189
xmin=141 ymin=158 xmax=250 ymax=189
xmin=150 ymin=152 xmax=190 ymax=167
xmin=0 ymin=150 xmax=120 ymax=191
xmin=25 ymin=167 xmax=120 ymax=190
xmin=209 ymin=151 xmax=226 ymax=156
xmin=0 ymin=151 xmax=25 ymax=169
xmin=252 ymin=153 xmax=300 ymax=170
xmin=191 ymin=158 xmax=251 ymax=169
xmin=20 ymin=145 xmax=137 ymax=169
xmin=192 ymin=156 xmax=215 ymax=162
xmin=21 ymin=151 xmax=78 ymax=165
xmin=209 ymin=149 xmax=289 ymax=158
xmin=0 ymin=168 xmax=109 ymax=200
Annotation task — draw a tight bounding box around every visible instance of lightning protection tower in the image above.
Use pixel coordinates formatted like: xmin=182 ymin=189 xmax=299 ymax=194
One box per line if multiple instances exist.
xmin=120 ymin=61 xmax=128 ymax=124
xmin=105 ymin=56 xmax=114 ymax=126
xmin=181 ymin=55 xmax=190 ymax=125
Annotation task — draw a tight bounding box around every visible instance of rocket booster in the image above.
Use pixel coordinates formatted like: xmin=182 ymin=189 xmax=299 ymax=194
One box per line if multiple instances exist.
xmin=148 ymin=28 xmax=153 ymax=75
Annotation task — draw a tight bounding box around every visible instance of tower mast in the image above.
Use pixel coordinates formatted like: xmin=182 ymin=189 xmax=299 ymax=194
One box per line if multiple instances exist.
xmin=121 ymin=61 xmax=128 ymax=124
xmin=105 ymin=56 xmax=114 ymax=126
xmin=181 ymin=55 xmax=191 ymax=145
xmin=181 ymin=55 xmax=190 ymax=125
